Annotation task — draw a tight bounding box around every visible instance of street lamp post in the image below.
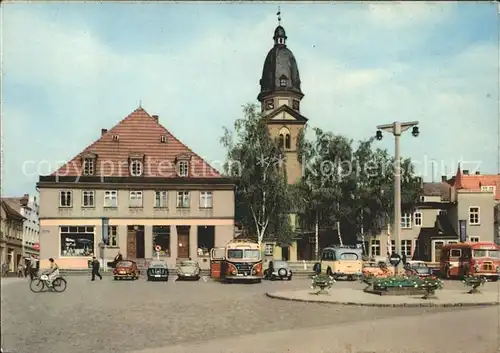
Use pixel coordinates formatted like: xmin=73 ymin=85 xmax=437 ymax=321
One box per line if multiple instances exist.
xmin=375 ymin=121 xmax=419 ymax=262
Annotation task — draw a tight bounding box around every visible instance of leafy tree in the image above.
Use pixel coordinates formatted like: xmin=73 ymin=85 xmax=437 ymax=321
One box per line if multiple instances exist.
xmin=294 ymin=126 xmax=353 ymax=258
xmin=295 ymin=129 xmax=423 ymax=250
xmin=220 ymin=104 xmax=292 ymax=245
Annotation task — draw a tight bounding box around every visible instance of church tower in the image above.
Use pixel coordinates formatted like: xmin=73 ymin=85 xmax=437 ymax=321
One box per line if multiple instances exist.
xmin=258 ymin=18 xmax=308 ymax=185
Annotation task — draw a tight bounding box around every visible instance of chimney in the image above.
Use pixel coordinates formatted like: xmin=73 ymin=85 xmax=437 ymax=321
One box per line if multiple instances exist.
xmin=441 ymin=175 xmax=447 ymax=182
xmin=475 ymin=171 xmax=480 ymax=175
xmin=152 ymin=115 xmax=159 ymax=123
xmin=463 ymin=170 xmax=469 ymax=175
xmin=101 ymin=128 xmax=108 ymax=136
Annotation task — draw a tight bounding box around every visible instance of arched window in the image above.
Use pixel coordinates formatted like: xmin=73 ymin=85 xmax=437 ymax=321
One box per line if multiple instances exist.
xmin=278 ymin=126 xmax=291 ymax=150
xmin=279 ymin=134 xmax=284 ymax=148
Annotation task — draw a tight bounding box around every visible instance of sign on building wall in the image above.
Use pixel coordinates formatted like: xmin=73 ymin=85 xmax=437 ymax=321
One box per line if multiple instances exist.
xmin=459 ymin=219 xmax=467 ymax=242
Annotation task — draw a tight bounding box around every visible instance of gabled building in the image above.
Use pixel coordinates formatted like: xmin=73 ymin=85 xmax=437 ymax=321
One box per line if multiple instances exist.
xmin=37 ymin=108 xmax=235 ymax=269
xmin=2 ymin=194 xmax=40 ymax=259
xmin=1 ymin=198 xmax=26 ymax=272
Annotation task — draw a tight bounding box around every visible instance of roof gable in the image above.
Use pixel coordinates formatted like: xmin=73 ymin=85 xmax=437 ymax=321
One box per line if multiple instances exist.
xmin=51 ymin=107 xmax=221 ymax=178
xmin=265 ymin=105 xmax=308 ymax=123
xmin=1 ymin=199 xmax=25 ymax=220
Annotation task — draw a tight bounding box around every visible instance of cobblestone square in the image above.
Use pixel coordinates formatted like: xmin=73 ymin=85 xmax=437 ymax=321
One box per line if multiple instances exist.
xmin=2 ymin=276 xmax=498 ymax=353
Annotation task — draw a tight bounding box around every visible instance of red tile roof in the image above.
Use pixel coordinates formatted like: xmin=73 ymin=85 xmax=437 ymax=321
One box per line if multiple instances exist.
xmin=52 ymin=107 xmax=222 ymax=178
xmin=452 ymin=165 xmax=500 ymax=200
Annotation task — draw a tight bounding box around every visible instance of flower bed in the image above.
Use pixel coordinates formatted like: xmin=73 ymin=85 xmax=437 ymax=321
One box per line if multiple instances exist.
xmin=367 ymin=275 xmax=444 ymax=298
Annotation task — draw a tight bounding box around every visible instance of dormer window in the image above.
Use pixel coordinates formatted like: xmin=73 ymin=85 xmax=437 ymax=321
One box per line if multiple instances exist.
xmin=292 ymin=100 xmax=300 ymax=111
xmin=280 ymin=75 xmax=288 ymax=87
xmin=175 ymin=154 xmax=191 ymax=177
xmin=80 ymin=153 xmax=97 ymax=176
xmin=130 ymin=160 xmax=143 ymax=177
xmin=83 ymin=158 xmax=94 ymax=176
xmin=178 ymin=161 xmax=189 ymax=177
xmin=128 ymin=153 xmax=145 ymax=177
xmin=277 ymin=37 xmax=285 ymax=45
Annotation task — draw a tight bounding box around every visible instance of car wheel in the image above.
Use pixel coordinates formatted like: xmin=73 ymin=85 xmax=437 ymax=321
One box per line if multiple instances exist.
xmin=114 ymin=276 xmax=118 ymax=280
xmin=287 ymin=275 xmax=292 ymax=281
xmin=147 ymin=276 xmax=151 ymax=281
xmin=278 ymin=268 xmax=287 ymax=279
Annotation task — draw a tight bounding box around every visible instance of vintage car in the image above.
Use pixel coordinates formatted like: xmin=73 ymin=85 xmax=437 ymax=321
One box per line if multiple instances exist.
xmin=113 ymin=260 xmax=140 ymax=280
xmin=264 ymin=260 xmax=292 ymax=280
xmin=404 ymin=260 xmax=433 ymax=277
xmin=362 ymin=260 xmax=395 ymax=278
xmin=147 ymin=260 xmax=169 ymax=281
xmin=177 ymin=260 xmax=201 ymax=280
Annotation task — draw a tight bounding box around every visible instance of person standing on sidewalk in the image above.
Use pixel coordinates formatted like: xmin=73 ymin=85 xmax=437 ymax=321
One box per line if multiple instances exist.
xmin=91 ymin=257 xmax=102 ymax=281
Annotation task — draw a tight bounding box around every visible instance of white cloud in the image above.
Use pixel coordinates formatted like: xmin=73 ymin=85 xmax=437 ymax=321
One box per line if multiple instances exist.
xmin=2 ymin=4 xmax=497 ymax=195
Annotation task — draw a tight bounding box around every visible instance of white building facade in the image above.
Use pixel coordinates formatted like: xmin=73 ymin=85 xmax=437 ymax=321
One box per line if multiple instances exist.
xmin=17 ymin=194 xmax=40 ymax=257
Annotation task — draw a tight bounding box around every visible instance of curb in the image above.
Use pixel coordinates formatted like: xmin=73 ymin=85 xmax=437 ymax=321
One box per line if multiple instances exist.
xmin=265 ymin=292 xmax=500 ymax=308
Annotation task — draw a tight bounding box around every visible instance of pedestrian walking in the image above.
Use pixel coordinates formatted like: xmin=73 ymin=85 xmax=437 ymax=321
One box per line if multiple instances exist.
xmin=91 ymin=257 xmax=102 ymax=281
xmin=17 ymin=263 xmax=24 ymax=277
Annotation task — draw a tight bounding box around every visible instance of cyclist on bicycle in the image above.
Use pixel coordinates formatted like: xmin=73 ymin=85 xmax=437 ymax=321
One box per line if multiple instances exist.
xmin=45 ymin=258 xmax=60 ymax=287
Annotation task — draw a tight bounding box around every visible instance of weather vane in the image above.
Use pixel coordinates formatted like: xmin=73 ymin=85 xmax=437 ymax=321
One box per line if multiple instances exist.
xmin=277 ymin=6 xmax=281 ymax=25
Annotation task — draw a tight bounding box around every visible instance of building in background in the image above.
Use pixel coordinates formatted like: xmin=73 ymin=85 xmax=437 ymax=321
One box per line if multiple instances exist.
xmin=37 ymin=108 xmax=235 ymax=270
xmin=1 ymin=195 xmax=40 ymax=265
xmin=365 ymin=166 xmax=499 ymax=262
xmin=1 ymin=198 xmax=26 ymax=273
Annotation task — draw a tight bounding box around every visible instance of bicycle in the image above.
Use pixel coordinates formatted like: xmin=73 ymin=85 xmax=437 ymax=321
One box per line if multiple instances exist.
xmin=29 ymin=273 xmax=67 ymax=293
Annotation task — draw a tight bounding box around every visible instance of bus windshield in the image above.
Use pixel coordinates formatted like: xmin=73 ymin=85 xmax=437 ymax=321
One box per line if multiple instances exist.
xmin=227 ymin=249 xmax=260 ymax=260
xmin=473 ymin=249 xmax=499 ymax=258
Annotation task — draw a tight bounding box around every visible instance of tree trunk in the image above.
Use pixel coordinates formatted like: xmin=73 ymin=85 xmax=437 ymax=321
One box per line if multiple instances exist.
xmin=314 ymin=212 xmax=319 ymax=260
xmin=337 ymin=221 xmax=343 ymax=246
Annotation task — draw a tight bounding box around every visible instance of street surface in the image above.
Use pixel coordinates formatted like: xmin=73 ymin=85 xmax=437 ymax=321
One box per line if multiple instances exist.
xmin=1 ymin=276 xmax=499 ymax=353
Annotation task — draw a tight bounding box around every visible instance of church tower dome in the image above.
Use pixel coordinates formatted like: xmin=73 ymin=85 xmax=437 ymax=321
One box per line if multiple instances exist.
xmin=257 ymin=24 xmax=303 ymax=102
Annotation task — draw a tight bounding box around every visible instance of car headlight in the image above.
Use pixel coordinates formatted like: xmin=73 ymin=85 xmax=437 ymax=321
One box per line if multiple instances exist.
xmin=474 ymin=264 xmax=480 ymax=271
xmin=496 ymin=266 xmax=500 ymax=273
xmin=252 ymin=269 xmax=257 ymax=275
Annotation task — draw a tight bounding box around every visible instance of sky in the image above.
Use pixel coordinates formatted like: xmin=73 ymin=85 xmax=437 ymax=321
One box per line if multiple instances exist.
xmin=1 ymin=2 xmax=499 ymax=196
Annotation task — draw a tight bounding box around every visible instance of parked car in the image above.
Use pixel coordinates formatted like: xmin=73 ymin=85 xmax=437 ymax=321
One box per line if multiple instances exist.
xmin=113 ymin=260 xmax=140 ymax=280
xmin=264 ymin=260 xmax=292 ymax=280
xmin=404 ymin=260 xmax=432 ymax=277
xmin=177 ymin=260 xmax=200 ymax=280
xmin=147 ymin=260 xmax=169 ymax=281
